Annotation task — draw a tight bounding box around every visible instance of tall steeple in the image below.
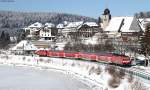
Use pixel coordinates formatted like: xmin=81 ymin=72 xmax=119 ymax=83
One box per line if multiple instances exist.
xmin=98 ymin=0 xmax=111 ymax=29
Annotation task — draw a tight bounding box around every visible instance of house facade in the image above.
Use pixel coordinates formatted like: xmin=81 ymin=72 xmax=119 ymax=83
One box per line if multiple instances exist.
xmin=24 ymin=22 xmax=58 ymax=41
xmin=75 ymin=22 xmax=100 ymax=38
xmin=40 ymin=23 xmax=57 ymax=41
xmin=103 ymin=16 xmax=143 ymax=54
xmin=24 ymin=22 xmax=43 ymax=38
xmin=62 ymin=21 xmax=84 ymax=37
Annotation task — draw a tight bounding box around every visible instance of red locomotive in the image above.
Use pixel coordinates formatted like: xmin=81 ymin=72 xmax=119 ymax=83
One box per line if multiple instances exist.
xmin=35 ymin=50 xmax=131 ymax=66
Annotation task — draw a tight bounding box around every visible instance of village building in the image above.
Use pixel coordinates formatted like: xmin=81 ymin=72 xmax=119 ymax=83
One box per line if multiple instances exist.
xmin=56 ymin=24 xmax=64 ymax=34
xmin=100 ymin=8 xmax=111 ymax=29
xmin=103 ymin=16 xmax=143 ymax=53
xmin=73 ymin=22 xmax=100 ymax=38
xmin=62 ymin=21 xmax=84 ymax=37
xmin=40 ymin=23 xmax=57 ymax=41
xmin=24 ymin=22 xmax=43 ymax=38
xmin=11 ymin=40 xmax=38 ymax=54
xmin=24 ymin=22 xmax=58 ymax=41
xmin=104 ymin=17 xmax=142 ymax=38
xmin=54 ymin=21 xmax=101 ymax=42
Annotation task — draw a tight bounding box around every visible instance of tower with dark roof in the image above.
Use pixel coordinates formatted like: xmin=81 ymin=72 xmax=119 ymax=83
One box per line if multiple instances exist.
xmin=100 ymin=8 xmax=111 ymax=29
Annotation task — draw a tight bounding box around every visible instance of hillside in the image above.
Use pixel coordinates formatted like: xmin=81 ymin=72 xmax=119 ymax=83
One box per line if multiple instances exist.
xmin=0 ymin=11 xmax=97 ymax=36
xmin=135 ymin=11 xmax=150 ymax=18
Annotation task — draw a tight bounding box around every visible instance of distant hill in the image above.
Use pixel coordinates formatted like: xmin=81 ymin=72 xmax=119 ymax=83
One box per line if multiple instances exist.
xmin=135 ymin=11 xmax=150 ymax=18
xmin=0 ymin=11 xmax=97 ymax=36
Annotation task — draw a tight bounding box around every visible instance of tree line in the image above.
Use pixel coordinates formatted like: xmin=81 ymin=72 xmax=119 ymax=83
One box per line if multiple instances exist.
xmin=0 ymin=11 xmax=96 ymax=42
xmin=135 ymin=11 xmax=150 ymax=18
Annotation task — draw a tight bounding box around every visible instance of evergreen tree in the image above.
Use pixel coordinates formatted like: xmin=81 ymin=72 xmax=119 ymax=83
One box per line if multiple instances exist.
xmin=0 ymin=31 xmax=10 ymax=49
xmin=139 ymin=12 xmax=145 ymax=18
xmin=140 ymin=23 xmax=150 ymax=55
xmin=139 ymin=23 xmax=150 ymax=66
xmin=0 ymin=31 xmax=5 ymax=41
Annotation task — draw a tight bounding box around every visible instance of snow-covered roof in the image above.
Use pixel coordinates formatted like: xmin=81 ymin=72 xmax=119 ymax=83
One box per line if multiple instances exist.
xmin=105 ymin=17 xmax=124 ymax=32
xmin=128 ymin=17 xmax=142 ymax=32
xmin=138 ymin=18 xmax=150 ymax=32
xmin=56 ymin=24 xmax=64 ymax=29
xmin=28 ymin=22 xmax=43 ymax=28
xmin=140 ymin=18 xmax=150 ymax=22
xmin=83 ymin=22 xmax=98 ymax=27
xmin=120 ymin=17 xmax=134 ymax=32
xmin=45 ymin=23 xmax=55 ymax=28
xmin=66 ymin=21 xmax=84 ymax=28
xmin=63 ymin=21 xmax=69 ymax=26
xmin=12 ymin=40 xmax=38 ymax=51
xmin=105 ymin=17 xmax=141 ymax=33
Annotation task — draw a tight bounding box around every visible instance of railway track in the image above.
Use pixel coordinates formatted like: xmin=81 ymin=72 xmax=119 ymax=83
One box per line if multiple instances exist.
xmin=94 ymin=60 xmax=150 ymax=83
xmin=61 ymin=57 xmax=150 ymax=82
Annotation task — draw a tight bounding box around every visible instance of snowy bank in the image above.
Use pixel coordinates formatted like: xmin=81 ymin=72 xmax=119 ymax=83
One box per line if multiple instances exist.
xmin=0 ymin=54 xmax=149 ymax=90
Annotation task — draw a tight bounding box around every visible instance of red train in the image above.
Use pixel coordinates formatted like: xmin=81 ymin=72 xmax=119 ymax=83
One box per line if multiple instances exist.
xmin=35 ymin=50 xmax=131 ymax=66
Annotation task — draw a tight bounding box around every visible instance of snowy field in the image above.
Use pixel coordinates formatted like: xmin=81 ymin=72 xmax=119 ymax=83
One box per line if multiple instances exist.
xmin=0 ymin=54 xmax=150 ymax=90
xmin=0 ymin=65 xmax=92 ymax=90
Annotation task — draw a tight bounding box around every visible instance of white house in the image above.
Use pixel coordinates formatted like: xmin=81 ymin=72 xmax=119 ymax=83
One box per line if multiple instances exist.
xmin=56 ymin=24 xmax=64 ymax=34
xmin=39 ymin=23 xmax=57 ymax=40
xmin=11 ymin=40 xmax=38 ymax=54
xmin=24 ymin=22 xmax=58 ymax=41
xmin=24 ymin=22 xmax=43 ymax=38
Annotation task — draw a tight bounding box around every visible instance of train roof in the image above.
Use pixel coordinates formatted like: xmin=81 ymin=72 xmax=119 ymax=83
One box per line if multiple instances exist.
xmin=81 ymin=52 xmax=113 ymax=56
xmin=35 ymin=50 xmax=129 ymax=57
xmin=81 ymin=52 xmax=129 ymax=57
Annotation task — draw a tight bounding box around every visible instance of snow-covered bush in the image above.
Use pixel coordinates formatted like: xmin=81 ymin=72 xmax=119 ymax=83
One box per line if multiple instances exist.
xmin=95 ymin=67 xmax=102 ymax=75
xmin=108 ymin=77 xmax=121 ymax=88
xmin=88 ymin=66 xmax=102 ymax=75
xmin=131 ymin=80 xmax=146 ymax=90
xmin=106 ymin=66 xmax=125 ymax=88
xmin=22 ymin=56 xmax=26 ymax=61
xmin=128 ymin=75 xmax=134 ymax=83
xmin=89 ymin=66 xmax=95 ymax=75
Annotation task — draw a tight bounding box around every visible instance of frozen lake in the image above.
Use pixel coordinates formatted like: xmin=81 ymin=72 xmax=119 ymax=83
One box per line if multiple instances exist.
xmin=0 ymin=65 xmax=92 ymax=90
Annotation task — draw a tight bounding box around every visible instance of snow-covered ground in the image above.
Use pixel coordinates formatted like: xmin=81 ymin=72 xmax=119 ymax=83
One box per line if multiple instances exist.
xmin=0 ymin=54 xmax=150 ymax=90
xmin=0 ymin=65 xmax=92 ymax=90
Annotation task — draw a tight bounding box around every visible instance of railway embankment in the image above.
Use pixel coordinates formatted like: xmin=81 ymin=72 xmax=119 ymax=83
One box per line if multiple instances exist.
xmin=0 ymin=54 xmax=149 ymax=90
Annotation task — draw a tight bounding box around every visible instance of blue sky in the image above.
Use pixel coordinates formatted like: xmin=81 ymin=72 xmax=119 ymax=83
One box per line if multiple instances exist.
xmin=0 ymin=0 xmax=150 ymax=18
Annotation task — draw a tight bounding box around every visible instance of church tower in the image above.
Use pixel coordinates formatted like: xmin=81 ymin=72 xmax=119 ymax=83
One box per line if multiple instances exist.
xmin=100 ymin=8 xmax=111 ymax=29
